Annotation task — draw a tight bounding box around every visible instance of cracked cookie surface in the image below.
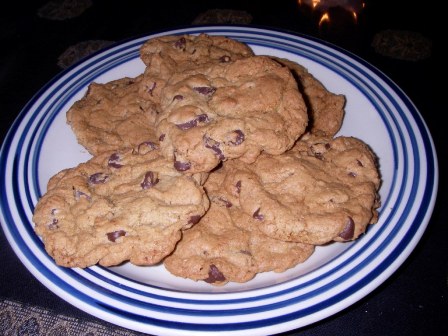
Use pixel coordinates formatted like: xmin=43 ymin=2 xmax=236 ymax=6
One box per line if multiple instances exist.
xmin=164 ymin=202 xmax=315 ymax=285
xmin=66 ymin=75 xmax=159 ymax=156
xmin=138 ymin=33 xmax=255 ymax=105
xmin=272 ymin=57 xmax=346 ymax=137
xmin=205 ymin=134 xmax=381 ymax=245
xmin=156 ymin=55 xmax=308 ymax=173
xmin=33 ymin=149 xmax=209 ymax=268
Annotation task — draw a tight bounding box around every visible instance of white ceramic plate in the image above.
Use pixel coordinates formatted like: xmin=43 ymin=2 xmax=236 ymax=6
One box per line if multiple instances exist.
xmin=0 ymin=26 xmax=438 ymax=335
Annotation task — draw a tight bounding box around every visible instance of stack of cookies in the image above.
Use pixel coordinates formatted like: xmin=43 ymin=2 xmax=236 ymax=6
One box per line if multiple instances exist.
xmin=33 ymin=34 xmax=381 ymax=285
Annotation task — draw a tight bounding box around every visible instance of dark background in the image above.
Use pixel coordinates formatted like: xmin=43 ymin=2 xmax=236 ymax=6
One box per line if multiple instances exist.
xmin=1 ymin=1 xmax=445 ymax=335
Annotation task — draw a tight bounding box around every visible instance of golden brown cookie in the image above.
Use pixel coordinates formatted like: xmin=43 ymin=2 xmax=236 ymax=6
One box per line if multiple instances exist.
xmin=272 ymin=57 xmax=346 ymax=137
xmin=138 ymin=33 xmax=255 ymax=105
xmin=33 ymin=148 xmax=209 ymax=268
xmin=66 ymin=75 xmax=159 ymax=156
xmin=156 ymin=55 xmax=308 ymax=173
xmin=205 ymin=134 xmax=381 ymax=245
xmin=164 ymin=202 xmax=315 ymax=285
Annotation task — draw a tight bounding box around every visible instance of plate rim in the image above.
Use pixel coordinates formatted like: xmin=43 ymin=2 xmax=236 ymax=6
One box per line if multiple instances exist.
xmin=0 ymin=25 xmax=438 ymax=336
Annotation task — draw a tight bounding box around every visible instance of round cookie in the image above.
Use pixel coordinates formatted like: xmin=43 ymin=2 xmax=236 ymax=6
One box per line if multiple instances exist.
xmin=205 ymin=135 xmax=381 ymax=245
xmin=156 ymin=55 xmax=309 ymax=173
xmin=272 ymin=57 xmax=346 ymax=137
xmin=33 ymin=148 xmax=210 ymax=268
xmin=66 ymin=75 xmax=159 ymax=156
xmin=138 ymin=33 xmax=255 ymax=105
xmin=164 ymin=202 xmax=315 ymax=285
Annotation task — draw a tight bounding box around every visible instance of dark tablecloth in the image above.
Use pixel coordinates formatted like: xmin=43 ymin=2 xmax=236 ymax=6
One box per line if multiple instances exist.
xmin=1 ymin=1 xmax=445 ymax=335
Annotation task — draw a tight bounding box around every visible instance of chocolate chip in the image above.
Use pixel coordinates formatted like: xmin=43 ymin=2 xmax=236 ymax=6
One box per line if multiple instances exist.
xmin=174 ymin=37 xmax=186 ymax=50
xmin=141 ymin=171 xmax=159 ymax=189
xmin=48 ymin=218 xmax=59 ymax=230
xmin=204 ymin=136 xmax=225 ymax=160
xmin=253 ymin=208 xmax=264 ymax=221
xmin=348 ymin=172 xmax=357 ymax=177
xmin=173 ymin=94 xmax=184 ymax=101
xmin=159 ymin=134 xmax=166 ymax=142
xmin=216 ymin=196 xmax=232 ymax=208
xmin=188 ymin=215 xmax=201 ymax=225
xmin=235 ymin=181 xmax=242 ymax=194
xmin=338 ymin=217 xmax=355 ymax=240
xmin=228 ymin=130 xmax=245 ymax=146
xmin=147 ymin=82 xmax=156 ymax=96
xmin=174 ymin=160 xmax=191 ymax=171
xmin=73 ymin=189 xmax=91 ymax=201
xmin=107 ymin=230 xmax=126 ymax=242
xmin=204 ymin=264 xmax=226 ymax=283
xmin=108 ymin=153 xmax=123 ymax=168
xmin=176 ymin=114 xmax=209 ymax=130
xmin=193 ymin=86 xmax=216 ymax=96
xmin=89 ymin=172 xmax=109 ymax=184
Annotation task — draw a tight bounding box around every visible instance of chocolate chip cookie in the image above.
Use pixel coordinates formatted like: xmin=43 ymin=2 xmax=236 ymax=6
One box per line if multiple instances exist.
xmin=156 ymin=55 xmax=308 ymax=173
xmin=66 ymin=75 xmax=159 ymax=156
xmin=205 ymin=134 xmax=381 ymax=245
xmin=164 ymin=202 xmax=315 ymax=285
xmin=33 ymin=148 xmax=209 ymax=268
xmin=272 ymin=57 xmax=346 ymax=137
xmin=138 ymin=33 xmax=255 ymax=106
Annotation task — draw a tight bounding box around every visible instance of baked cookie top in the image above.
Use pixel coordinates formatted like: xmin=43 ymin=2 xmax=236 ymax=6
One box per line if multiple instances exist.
xmin=66 ymin=75 xmax=159 ymax=156
xmin=164 ymin=202 xmax=314 ymax=286
xmin=205 ymin=134 xmax=381 ymax=245
xmin=272 ymin=57 xmax=346 ymax=137
xmin=140 ymin=33 xmax=254 ymax=69
xmin=156 ymin=55 xmax=308 ymax=173
xmin=33 ymin=148 xmax=209 ymax=268
xmin=138 ymin=33 xmax=255 ymax=105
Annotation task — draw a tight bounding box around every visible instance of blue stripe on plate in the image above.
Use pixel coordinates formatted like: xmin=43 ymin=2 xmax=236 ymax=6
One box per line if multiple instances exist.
xmin=21 ymin=27 xmax=415 ymax=305
xmin=1 ymin=26 xmax=437 ymax=334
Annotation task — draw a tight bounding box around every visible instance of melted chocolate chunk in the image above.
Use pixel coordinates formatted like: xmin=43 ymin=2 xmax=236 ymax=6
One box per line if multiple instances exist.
xmin=193 ymin=86 xmax=216 ymax=96
xmin=228 ymin=130 xmax=245 ymax=146
xmin=48 ymin=218 xmax=59 ymax=230
xmin=204 ymin=264 xmax=226 ymax=283
xmin=107 ymin=230 xmax=126 ymax=242
xmin=108 ymin=153 xmax=123 ymax=168
xmin=338 ymin=217 xmax=355 ymax=240
xmin=216 ymin=196 xmax=232 ymax=208
xmin=174 ymin=160 xmax=191 ymax=171
xmin=159 ymin=133 xmax=166 ymax=142
xmin=73 ymin=189 xmax=91 ymax=201
xmin=174 ymin=37 xmax=186 ymax=50
xmin=188 ymin=215 xmax=201 ymax=225
xmin=176 ymin=114 xmax=209 ymax=130
xmin=89 ymin=172 xmax=109 ymax=184
xmin=235 ymin=180 xmax=242 ymax=194
xmin=204 ymin=136 xmax=225 ymax=160
xmin=147 ymin=81 xmax=156 ymax=96
xmin=253 ymin=208 xmax=264 ymax=221
xmin=141 ymin=171 xmax=159 ymax=189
